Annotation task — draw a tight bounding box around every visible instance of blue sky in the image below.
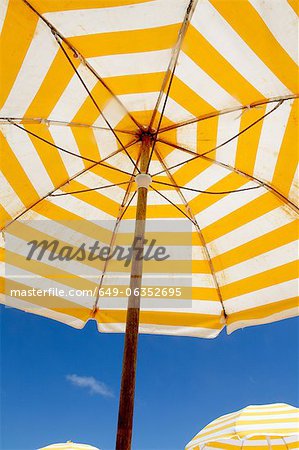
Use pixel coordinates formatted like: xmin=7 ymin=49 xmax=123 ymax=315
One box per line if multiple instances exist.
xmin=1 ymin=306 xmax=298 ymax=450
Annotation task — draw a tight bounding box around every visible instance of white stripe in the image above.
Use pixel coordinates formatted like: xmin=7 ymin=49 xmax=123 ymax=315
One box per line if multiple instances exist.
xmin=88 ymin=49 xmax=171 ymax=78
xmin=289 ymin=165 xmax=298 ymax=206
xmin=0 ymin=172 xmax=25 ymax=217
xmin=0 ymin=0 xmax=9 ymax=34
xmin=196 ymin=182 xmax=265 ymax=229
xmin=98 ymin=297 xmax=221 ymax=314
xmin=3 ymin=295 xmax=85 ymax=329
xmin=228 ymin=306 xmax=299 ymax=334
xmin=224 ymin=279 xmax=298 ymax=313
xmin=117 ymin=92 xmax=195 ymax=122
xmin=191 ymin=2 xmax=290 ymax=98
xmin=208 ymin=207 xmax=295 ymax=256
xmin=48 ymin=192 xmax=115 ymax=221
xmin=5 ymin=263 xmax=96 ymax=305
xmin=254 ymin=100 xmax=293 ymax=183
xmin=93 ymin=97 xmax=127 ymax=128
xmin=181 ymin=164 xmax=233 ymax=202
xmin=48 ymin=125 xmax=85 ymax=175
xmin=215 ymin=111 xmax=241 ymax=166
xmin=0 ymin=20 xmax=58 ymax=116
xmin=249 ymin=0 xmax=299 ymax=64
xmin=192 ymin=273 xmax=216 ymax=288
xmin=176 ymin=52 xmax=241 ymax=110
xmin=71 ymin=170 xmax=129 ymax=203
xmin=49 ymin=64 xmax=97 ymax=122
xmin=177 ymin=122 xmax=198 ymax=152
xmin=44 ymin=0 xmax=189 ymax=35
xmin=98 ymin=322 xmax=222 ymax=338
xmin=1 ymin=124 xmax=54 ymax=195
xmin=217 ymin=241 xmax=298 ymax=285
xmin=165 ymin=150 xmax=194 ymax=171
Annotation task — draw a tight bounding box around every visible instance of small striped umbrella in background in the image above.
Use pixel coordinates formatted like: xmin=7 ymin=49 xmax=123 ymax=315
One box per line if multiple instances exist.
xmin=185 ymin=403 xmax=299 ymax=450
xmin=39 ymin=442 xmax=99 ymax=450
xmin=1 ymin=1 xmax=298 ymax=449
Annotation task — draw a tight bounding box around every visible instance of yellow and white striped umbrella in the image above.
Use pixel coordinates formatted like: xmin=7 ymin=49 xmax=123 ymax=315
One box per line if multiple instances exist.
xmin=0 ymin=0 xmax=298 ymax=338
xmin=39 ymin=441 xmax=100 ymax=450
xmin=185 ymin=403 xmax=299 ymax=449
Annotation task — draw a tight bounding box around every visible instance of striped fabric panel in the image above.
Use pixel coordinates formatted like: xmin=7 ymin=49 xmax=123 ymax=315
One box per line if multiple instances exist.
xmin=185 ymin=403 xmax=299 ymax=449
xmin=0 ymin=0 xmax=298 ymax=337
xmin=39 ymin=442 xmax=99 ymax=450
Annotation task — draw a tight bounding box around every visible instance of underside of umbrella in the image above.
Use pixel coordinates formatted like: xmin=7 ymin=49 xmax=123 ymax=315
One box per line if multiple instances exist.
xmin=1 ymin=1 xmax=298 ymax=449
xmin=1 ymin=0 xmax=298 ymax=338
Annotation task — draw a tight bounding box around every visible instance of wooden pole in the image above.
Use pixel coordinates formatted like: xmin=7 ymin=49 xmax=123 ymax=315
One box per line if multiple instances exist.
xmin=116 ymin=134 xmax=151 ymax=450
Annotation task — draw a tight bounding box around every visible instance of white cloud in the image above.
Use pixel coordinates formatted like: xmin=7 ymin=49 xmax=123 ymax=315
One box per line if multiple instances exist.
xmin=66 ymin=374 xmax=114 ymax=398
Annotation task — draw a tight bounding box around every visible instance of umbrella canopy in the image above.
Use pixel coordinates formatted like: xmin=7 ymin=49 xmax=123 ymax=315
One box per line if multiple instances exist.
xmin=0 ymin=0 xmax=298 ymax=337
xmin=39 ymin=442 xmax=99 ymax=450
xmin=185 ymin=403 xmax=299 ymax=449
xmin=1 ymin=1 xmax=298 ymax=449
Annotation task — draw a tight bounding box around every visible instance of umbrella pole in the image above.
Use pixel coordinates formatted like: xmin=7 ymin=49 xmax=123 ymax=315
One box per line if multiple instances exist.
xmin=116 ymin=134 xmax=152 ymax=450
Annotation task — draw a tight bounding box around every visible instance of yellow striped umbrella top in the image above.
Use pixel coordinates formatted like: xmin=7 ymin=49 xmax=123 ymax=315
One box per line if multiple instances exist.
xmin=185 ymin=403 xmax=299 ymax=449
xmin=0 ymin=0 xmax=298 ymax=338
xmin=39 ymin=442 xmax=99 ymax=450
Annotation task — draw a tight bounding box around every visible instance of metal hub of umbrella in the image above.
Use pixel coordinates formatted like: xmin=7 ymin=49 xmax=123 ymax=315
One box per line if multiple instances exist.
xmin=0 ymin=1 xmax=298 ymax=449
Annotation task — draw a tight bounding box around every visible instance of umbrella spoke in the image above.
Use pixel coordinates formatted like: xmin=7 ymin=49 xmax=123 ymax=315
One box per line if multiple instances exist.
xmin=158 ymin=94 xmax=298 ymax=134
xmin=91 ymin=147 xmax=143 ymax=315
xmin=151 ymin=148 xmax=227 ymax=319
xmin=151 ymin=134 xmax=299 ymax=214
xmin=152 ymin=179 xmax=262 ymax=195
xmin=0 ymin=117 xmax=138 ymax=135
xmin=53 ymin=36 xmax=140 ymax=174
xmin=148 ymin=0 xmax=198 ymax=130
xmin=145 ymin=0 xmax=198 ymax=173
xmin=152 ymin=100 xmax=285 ymax=176
xmin=8 ymin=120 xmax=137 ymax=176
xmin=1 ymin=137 xmax=139 ymax=232
xmin=50 ymin=181 xmax=132 ymax=197
xmin=22 ymin=0 xmax=143 ymax=132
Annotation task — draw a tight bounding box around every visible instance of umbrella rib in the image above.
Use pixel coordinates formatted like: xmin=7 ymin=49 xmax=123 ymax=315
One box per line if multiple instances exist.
xmin=152 ymin=180 xmax=262 ymax=194
xmin=91 ymin=148 xmax=143 ymax=315
xmin=153 ymin=138 xmax=299 ymax=214
xmin=148 ymin=0 xmax=198 ymax=130
xmin=150 ymin=185 xmax=196 ymax=226
xmin=1 ymin=138 xmax=138 ymax=232
xmin=152 ymin=148 xmax=227 ymax=318
xmin=50 ymin=181 xmax=131 ymax=196
xmin=21 ymin=0 xmax=143 ymax=132
xmin=8 ymin=119 xmax=137 ymax=176
xmin=153 ymin=99 xmax=284 ymax=175
xmin=53 ymin=36 xmax=140 ymax=173
xmin=146 ymin=0 xmax=198 ymax=172
xmin=0 ymin=117 xmax=137 ymax=135
xmin=158 ymin=94 xmax=299 ymax=133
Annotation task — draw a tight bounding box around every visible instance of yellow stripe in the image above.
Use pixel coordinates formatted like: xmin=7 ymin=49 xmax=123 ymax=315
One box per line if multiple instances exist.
xmin=97 ymin=309 xmax=222 ymax=329
xmin=25 ymin=49 xmax=80 ymax=118
xmin=0 ymin=0 xmax=38 ymax=108
xmin=183 ymin=25 xmax=263 ymax=104
xmin=212 ymin=220 xmax=298 ymax=270
xmin=29 ymin=0 xmax=153 ymax=14
xmin=210 ymin=0 xmax=298 ymax=93
xmin=272 ymin=100 xmax=299 ymax=198
xmin=69 ymin=24 xmax=180 ymax=58
xmin=227 ymin=297 xmax=298 ymax=323
xmin=221 ymin=261 xmax=298 ymax=300
xmin=235 ymin=105 xmax=267 ymax=175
